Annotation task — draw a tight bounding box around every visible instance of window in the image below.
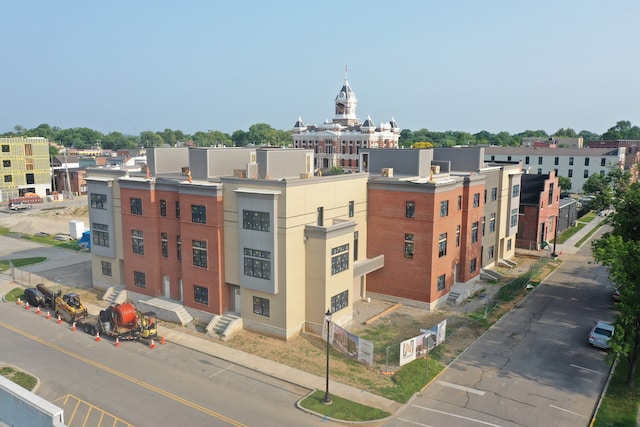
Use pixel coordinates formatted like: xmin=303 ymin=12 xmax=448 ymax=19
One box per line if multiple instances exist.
xmin=406 ymin=201 xmax=415 ymax=218
xmin=133 ymin=271 xmax=146 ymax=288
xmin=132 ymin=230 xmax=144 ymax=254
xmin=317 ymin=207 xmax=324 ymax=226
xmin=331 ymin=290 xmax=349 ymax=313
xmin=1 ymin=145 xmax=8 ymax=152
xmin=25 ymin=159 xmax=34 ymax=170
xmin=537 ymin=168 xmax=542 ymax=175
xmin=484 ymin=189 xmax=487 ymax=204
xmin=353 ymin=231 xmax=359 ymax=261
xmin=512 ymin=184 xmax=520 ymax=198
xmin=569 ymin=157 xmax=574 ymax=166
xmin=92 ymin=223 xmax=109 ymax=247
xmin=176 ymin=201 xmax=180 ymax=218
xmin=473 ymin=193 xmax=480 ymax=208
xmin=489 ymin=213 xmax=496 ymax=232
xmin=482 ymin=216 xmax=486 ymax=236
xmin=26 ymin=173 xmax=34 ymax=184
xmin=471 ymin=222 xmax=478 ymax=243
xmin=507 ymin=239 xmax=512 ymax=251
xmin=437 ymin=274 xmax=446 ymax=291
xmin=331 ymin=244 xmax=349 ymax=275
xmin=525 ymin=156 xmax=530 ymax=165
xmin=507 ymin=156 xmax=512 ymax=161
xmin=457 ymin=195 xmax=462 ymax=210
xmin=554 ymin=157 xmax=559 ymax=165
xmin=253 ymin=296 xmax=270 ymax=317
xmin=438 ymin=233 xmax=447 ymax=257
xmin=4 ymin=175 xmax=12 ymax=183
xmin=585 ymin=158 xmax=590 ymax=166
xmin=491 ymin=155 xmax=495 ymax=161
xmin=510 ymin=208 xmax=518 ymax=227
xmin=194 ymin=285 xmax=209 ymax=305
xmin=440 ymin=200 xmax=449 ymax=217
xmin=243 ymin=210 xmax=270 ymax=232
xmin=90 ymin=193 xmax=107 ymax=209
xmin=24 ymin=144 xmax=32 ymax=156
xmin=161 ymin=233 xmax=168 ymax=258
xmin=191 ymin=204 xmax=206 ymax=224
xmin=491 ymin=187 xmax=497 ymax=201
xmin=600 ymin=170 xmax=605 ymax=176
xmin=2 ymin=160 xmax=10 ymax=167
xmin=456 ymin=225 xmax=461 ymax=247
xmin=538 ymin=157 xmax=543 ymax=165
xmin=177 ymin=235 xmax=182 ymax=260
xmin=548 ymin=183 xmax=554 ymax=206
xmin=584 ymin=170 xmax=589 ymax=178
xmin=130 ymin=198 xmax=142 ymax=215
xmin=601 ymin=158 xmax=606 ymax=167
xmin=568 ymin=169 xmax=573 ymax=177
xmin=101 ymin=261 xmax=112 ymax=277
xmin=404 ymin=234 xmax=414 ymax=259
xmin=160 ymin=200 xmax=167 ymax=217
xmin=348 ymin=200 xmax=354 ymax=217
xmin=470 ymin=258 xmax=477 ymax=273
xmin=244 ymin=248 xmax=271 ymax=279
xmin=488 ymin=246 xmax=495 ymax=260
xmin=193 ymin=240 xmax=208 ymax=268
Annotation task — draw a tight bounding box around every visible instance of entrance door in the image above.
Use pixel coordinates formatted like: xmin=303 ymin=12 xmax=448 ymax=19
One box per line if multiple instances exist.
xmin=163 ymin=276 xmax=170 ymax=298
xmin=233 ymin=287 xmax=241 ymax=314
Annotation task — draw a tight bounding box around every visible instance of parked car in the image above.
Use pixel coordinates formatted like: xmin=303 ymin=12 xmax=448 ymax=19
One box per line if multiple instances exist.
xmin=588 ymin=321 xmax=615 ymax=349
xmin=9 ymin=202 xmax=32 ymax=211
xmin=23 ymin=287 xmax=46 ymax=307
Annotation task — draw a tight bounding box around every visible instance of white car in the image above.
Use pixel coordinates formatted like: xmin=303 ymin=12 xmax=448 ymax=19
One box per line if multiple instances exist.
xmin=588 ymin=321 xmax=614 ymax=349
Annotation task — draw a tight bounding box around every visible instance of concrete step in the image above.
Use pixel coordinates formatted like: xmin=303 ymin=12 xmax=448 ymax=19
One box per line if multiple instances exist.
xmin=447 ymin=292 xmax=461 ymax=306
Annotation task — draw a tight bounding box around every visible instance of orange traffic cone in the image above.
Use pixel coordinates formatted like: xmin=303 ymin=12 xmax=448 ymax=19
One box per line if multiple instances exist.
xmin=161 ymin=336 xmax=165 ymax=345
xmin=72 ymin=322 xmax=76 ymax=331
xmin=46 ymin=311 xmax=51 ymax=319
xmin=149 ymin=339 xmax=155 ymax=349
xmin=36 ymin=306 xmax=41 ymax=315
xmin=16 ymin=297 xmax=22 ymax=305
xmin=57 ymin=315 xmax=62 ymax=324
xmin=25 ymin=301 xmax=30 ymax=310
xmin=95 ymin=332 xmax=101 ymax=342
xmin=115 ymin=337 xmax=120 ymax=347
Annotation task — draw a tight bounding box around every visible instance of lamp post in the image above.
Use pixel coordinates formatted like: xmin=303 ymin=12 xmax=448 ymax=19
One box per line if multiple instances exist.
xmin=323 ymin=309 xmax=333 ymax=405
xmin=551 ymin=215 xmax=559 ymax=258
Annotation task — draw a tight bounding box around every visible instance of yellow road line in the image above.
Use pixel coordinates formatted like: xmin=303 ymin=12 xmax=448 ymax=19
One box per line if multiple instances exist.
xmin=0 ymin=321 xmax=246 ymax=427
xmin=52 ymin=394 xmax=132 ymax=427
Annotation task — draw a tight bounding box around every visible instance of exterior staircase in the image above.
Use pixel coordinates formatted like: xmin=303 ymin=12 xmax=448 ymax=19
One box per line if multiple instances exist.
xmin=447 ymin=291 xmax=461 ymax=306
xmin=208 ymin=313 xmax=242 ymax=340
xmin=102 ymin=286 xmax=126 ymax=304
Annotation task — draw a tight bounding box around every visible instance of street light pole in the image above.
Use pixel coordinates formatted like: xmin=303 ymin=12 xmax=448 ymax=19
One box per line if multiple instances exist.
xmin=551 ymin=215 xmax=559 ymax=258
xmin=323 ymin=309 xmax=333 ymax=405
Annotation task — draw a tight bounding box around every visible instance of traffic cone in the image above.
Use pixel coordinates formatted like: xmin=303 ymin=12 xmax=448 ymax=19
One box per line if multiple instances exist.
xmin=72 ymin=322 xmax=76 ymax=331
xmin=57 ymin=315 xmax=62 ymax=324
xmin=46 ymin=311 xmax=51 ymax=319
xmin=115 ymin=338 xmax=120 ymax=347
xmin=149 ymin=339 xmax=155 ymax=349
xmin=36 ymin=306 xmax=41 ymax=315
xmin=161 ymin=336 xmax=165 ymax=345
xmin=16 ymin=297 xmax=22 ymax=306
xmin=25 ymin=301 xmax=30 ymax=310
xmin=95 ymin=332 xmax=101 ymax=342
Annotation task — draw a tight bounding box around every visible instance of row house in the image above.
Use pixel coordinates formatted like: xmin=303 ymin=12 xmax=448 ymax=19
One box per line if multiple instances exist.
xmin=0 ymin=137 xmax=51 ymax=202
xmin=516 ymin=171 xmax=560 ymax=250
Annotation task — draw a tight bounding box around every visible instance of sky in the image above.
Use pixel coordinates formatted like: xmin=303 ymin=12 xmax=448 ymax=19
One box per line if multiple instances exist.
xmin=2 ymin=1 xmax=639 ymax=137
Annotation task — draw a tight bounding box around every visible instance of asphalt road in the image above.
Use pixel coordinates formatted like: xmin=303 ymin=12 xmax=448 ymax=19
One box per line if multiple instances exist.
xmin=0 ymin=302 xmax=331 ymax=427
xmin=385 ymin=226 xmax=615 ymax=427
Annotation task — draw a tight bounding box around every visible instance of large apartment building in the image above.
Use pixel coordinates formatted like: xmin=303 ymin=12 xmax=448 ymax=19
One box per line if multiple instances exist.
xmin=87 ymin=145 xmax=524 ymax=338
xmin=0 ymin=137 xmax=52 ymax=202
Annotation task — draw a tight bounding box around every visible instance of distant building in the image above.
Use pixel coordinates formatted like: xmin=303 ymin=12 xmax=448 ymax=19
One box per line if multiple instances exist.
xmin=292 ymin=78 xmax=400 ymax=172
xmin=485 ymin=146 xmax=624 ymax=193
xmin=0 ymin=137 xmax=51 ymax=202
xmin=522 ymin=136 xmax=583 ymax=148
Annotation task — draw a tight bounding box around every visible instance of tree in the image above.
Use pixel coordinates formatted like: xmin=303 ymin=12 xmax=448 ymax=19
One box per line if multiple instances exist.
xmin=140 ymin=131 xmax=164 ymax=147
xmin=326 ymin=166 xmax=345 ymax=175
xmin=582 ymin=173 xmax=613 ymax=212
xmin=231 ymin=130 xmax=248 ymax=147
xmin=558 ymin=176 xmax=572 ymax=192
xmin=553 ymin=128 xmax=577 ymax=138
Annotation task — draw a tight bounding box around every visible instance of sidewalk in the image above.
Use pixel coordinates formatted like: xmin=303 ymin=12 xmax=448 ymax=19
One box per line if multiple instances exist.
xmin=0 ymin=275 xmax=402 ymax=417
xmin=553 ymin=210 xmax=609 ymax=255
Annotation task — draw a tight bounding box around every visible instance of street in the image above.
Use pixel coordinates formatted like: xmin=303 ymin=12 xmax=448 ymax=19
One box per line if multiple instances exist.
xmin=385 ymin=226 xmax=615 ymax=427
xmin=0 ymin=302 xmax=330 ymax=427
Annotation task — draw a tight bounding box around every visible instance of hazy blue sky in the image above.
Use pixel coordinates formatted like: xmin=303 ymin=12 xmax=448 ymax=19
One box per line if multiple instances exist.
xmin=2 ymin=1 xmax=638 ymax=137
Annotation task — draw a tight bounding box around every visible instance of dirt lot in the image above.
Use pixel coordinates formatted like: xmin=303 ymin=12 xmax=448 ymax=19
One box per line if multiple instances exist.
xmin=1 ymin=205 xmax=553 ymax=395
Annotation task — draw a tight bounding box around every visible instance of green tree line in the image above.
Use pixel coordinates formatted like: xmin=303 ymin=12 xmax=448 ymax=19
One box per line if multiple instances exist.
xmin=3 ymin=120 xmax=639 ymax=151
